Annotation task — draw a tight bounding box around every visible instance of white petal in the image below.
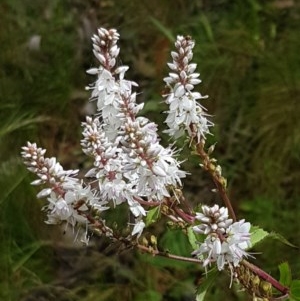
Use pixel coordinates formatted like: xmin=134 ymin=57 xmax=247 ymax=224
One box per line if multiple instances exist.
xmin=37 ymin=188 xmax=52 ymax=198
xmin=86 ymin=68 xmax=99 ymax=75
xmin=31 ymin=179 xmax=44 ymax=185
xmin=132 ymin=220 xmax=145 ymax=237
xmin=152 ymin=165 xmax=167 ymax=177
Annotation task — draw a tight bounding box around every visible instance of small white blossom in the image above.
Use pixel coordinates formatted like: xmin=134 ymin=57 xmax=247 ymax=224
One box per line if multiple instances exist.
xmin=131 ymin=219 xmax=145 ymax=237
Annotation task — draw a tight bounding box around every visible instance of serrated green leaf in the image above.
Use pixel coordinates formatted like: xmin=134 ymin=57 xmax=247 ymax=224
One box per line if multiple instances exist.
xmin=250 ymin=227 xmax=298 ymax=249
xmin=269 ymin=232 xmax=298 ymax=248
xmin=279 ymin=262 xmax=292 ymax=287
xmin=145 ymin=206 xmax=161 ymax=227
xmin=250 ymin=226 xmax=269 ymax=246
xmin=291 ymin=280 xmax=300 ymax=301
xmin=196 ymin=269 xmax=218 ymax=301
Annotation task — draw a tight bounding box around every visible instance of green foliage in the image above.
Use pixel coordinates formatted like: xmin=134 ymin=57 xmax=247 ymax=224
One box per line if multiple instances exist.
xmin=187 ymin=226 xmax=199 ymax=250
xmin=250 ymin=226 xmax=269 ymax=247
xmin=149 ymin=17 xmax=175 ymax=42
xmin=250 ymin=225 xmax=297 ymax=249
xmin=268 ymin=232 xmax=298 ymax=249
xmin=160 ymin=229 xmax=192 ymax=257
xmin=291 ymin=280 xmax=300 ymax=301
xmin=195 ymin=269 xmax=218 ymax=301
xmin=145 ymin=206 xmax=161 ymax=227
xmin=279 ymin=262 xmax=292 ymax=287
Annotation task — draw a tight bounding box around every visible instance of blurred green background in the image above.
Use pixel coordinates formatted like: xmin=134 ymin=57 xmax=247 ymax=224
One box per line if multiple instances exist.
xmin=1 ymin=0 xmax=300 ymax=300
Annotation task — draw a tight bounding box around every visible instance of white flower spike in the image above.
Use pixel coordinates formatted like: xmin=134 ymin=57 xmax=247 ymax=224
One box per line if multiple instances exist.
xmin=163 ymin=35 xmax=213 ymax=142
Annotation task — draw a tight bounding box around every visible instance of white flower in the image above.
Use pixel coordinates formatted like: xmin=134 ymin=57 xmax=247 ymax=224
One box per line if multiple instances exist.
xmin=131 ymin=219 xmax=145 ymax=237
xmin=127 ymin=198 xmax=146 ymax=217
xmin=51 ymin=197 xmax=73 ymax=220
xmin=21 ymin=142 xmax=80 ymax=199
xmin=192 ymin=235 xmax=222 ymax=267
xmin=193 ymin=205 xmax=232 ymax=235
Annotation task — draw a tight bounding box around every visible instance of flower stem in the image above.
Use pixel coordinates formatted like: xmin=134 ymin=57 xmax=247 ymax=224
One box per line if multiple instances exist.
xmin=242 ymin=260 xmax=289 ymax=295
xmin=195 ymin=141 xmax=237 ymax=222
xmin=137 ymin=244 xmax=203 ymax=264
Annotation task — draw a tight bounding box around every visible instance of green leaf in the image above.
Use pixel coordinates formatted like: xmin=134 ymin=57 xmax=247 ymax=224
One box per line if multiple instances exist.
xmin=160 ymin=229 xmax=192 ymax=256
xmin=279 ymin=262 xmax=292 ymax=287
xmin=196 ymin=290 xmax=206 ymax=301
xmin=250 ymin=226 xmax=269 ymax=247
xmin=291 ymin=280 xmax=300 ymax=301
xmin=141 ymin=229 xmax=194 ymax=269
xmin=196 ymin=269 xmax=218 ymax=301
xmin=187 ymin=226 xmax=198 ymax=250
xmin=269 ymin=232 xmax=298 ymax=248
xmin=145 ymin=206 xmax=161 ymax=227
xmin=250 ymin=227 xmax=298 ymax=249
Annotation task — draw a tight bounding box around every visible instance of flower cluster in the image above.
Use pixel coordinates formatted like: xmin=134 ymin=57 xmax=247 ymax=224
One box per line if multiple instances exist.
xmin=21 ymin=28 xmax=188 ymax=240
xmin=81 ymin=28 xmax=188 ymax=236
xmin=21 ymin=27 xmax=292 ymax=301
xmin=163 ymin=35 xmax=213 ymax=142
xmin=192 ymin=205 xmax=251 ymax=271
xmin=21 ymin=142 xmax=108 ymax=243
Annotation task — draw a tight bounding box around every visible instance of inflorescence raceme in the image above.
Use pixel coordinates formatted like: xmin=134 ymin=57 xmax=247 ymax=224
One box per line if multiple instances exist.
xmin=21 ymin=27 xmax=289 ymax=300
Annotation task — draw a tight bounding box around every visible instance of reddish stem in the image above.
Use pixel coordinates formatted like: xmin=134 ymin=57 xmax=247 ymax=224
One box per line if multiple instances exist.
xmin=173 ymin=207 xmax=195 ymax=224
xmin=133 ymin=196 xmax=161 ymax=207
xmin=242 ymin=260 xmax=289 ymax=295
xmin=195 ymin=141 xmax=237 ymax=222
